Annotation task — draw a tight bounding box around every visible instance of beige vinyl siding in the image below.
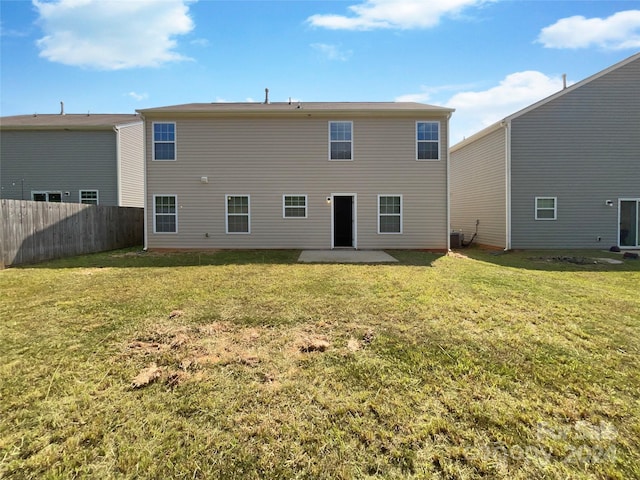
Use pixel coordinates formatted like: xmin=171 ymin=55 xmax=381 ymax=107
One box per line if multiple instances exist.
xmin=145 ymin=115 xmax=449 ymax=249
xmin=0 ymin=130 xmax=118 ymax=205
xmin=450 ymin=127 xmax=506 ymax=249
xmin=510 ymin=55 xmax=640 ymax=248
xmin=117 ymin=122 xmax=144 ymax=207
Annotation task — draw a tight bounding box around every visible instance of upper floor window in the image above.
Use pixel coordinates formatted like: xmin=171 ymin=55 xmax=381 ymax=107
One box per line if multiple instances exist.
xmin=535 ymin=197 xmax=557 ymax=220
xmin=80 ymin=190 xmax=99 ymax=205
xmin=283 ymin=195 xmax=307 ymax=218
xmin=153 ymin=122 xmax=176 ymax=161
xmin=329 ymin=121 xmax=353 ymax=160
xmin=417 ymin=121 xmax=440 ymax=160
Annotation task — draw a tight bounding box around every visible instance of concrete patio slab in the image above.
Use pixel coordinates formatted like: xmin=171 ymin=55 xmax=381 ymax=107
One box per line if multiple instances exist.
xmin=298 ymin=250 xmax=398 ymax=263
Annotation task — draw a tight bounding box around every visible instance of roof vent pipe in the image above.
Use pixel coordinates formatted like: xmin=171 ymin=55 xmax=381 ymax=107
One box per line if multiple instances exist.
xmin=264 ymin=88 xmax=270 ymax=104
xmin=60 ymin=101 xmax=65 ymax=115
xmin=562 ymin=74 xmax=567 ymax=90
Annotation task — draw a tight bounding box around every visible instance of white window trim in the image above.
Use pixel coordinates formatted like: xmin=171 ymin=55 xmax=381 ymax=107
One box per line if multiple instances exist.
xmin=31 ymin=191 xmax=62 ymax=202
xmin=377 ymin=194 xmax=403 ymax=234
xmin=153 ymin=194 xmax=178 ymax=234
xmin=152 ymin=121 xmax=177 ymax=161
xmin=330 ymin=193 xmax=358 ymax=249
xmin=535 ymin=196 xmax=557 ymax=221
xmin=416 ymin=121 xmax=440 ymax=161
xmin=226 ymin=194 xmax=251 ymax=234
xmin=282 ymin=194 xmax=308 ymax=219
xmin=618 ymin=198 xmax=640 ymax=249
xmin=328 ymin=121 xmax=353 ymax=161
xmin=79 ymin=189 xmax=99 ymax=205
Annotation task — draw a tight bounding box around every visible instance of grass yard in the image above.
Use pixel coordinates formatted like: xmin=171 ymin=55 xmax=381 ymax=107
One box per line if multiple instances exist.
xmin=0 ymin=248 xmax=639 ymax=479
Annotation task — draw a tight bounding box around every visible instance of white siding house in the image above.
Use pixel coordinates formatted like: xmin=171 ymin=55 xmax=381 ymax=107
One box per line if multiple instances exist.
xmin=139 ymin=102 xmax=454 ymax=250
xmin=450 ymin=52 xmax=640 ymax=250
xmin=0 ymin=113 xmax=144 ymax=207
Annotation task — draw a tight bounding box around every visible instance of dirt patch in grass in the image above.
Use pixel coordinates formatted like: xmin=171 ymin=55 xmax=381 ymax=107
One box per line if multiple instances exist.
xmin=530 ymin=256 xmax=623 ymax=265
xmin=297 ymin=335 xmax=331 ymax=352
xmin=131 ymin=363 xmax=163 ymax=389
xmin=121 ymin=317 xmax=376 ymax=390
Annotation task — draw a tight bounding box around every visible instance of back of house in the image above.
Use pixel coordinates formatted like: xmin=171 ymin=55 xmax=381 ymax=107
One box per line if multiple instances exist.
xmin=0 ymin=113 xmax=143 ymax=207
xmin=451 ymin=52 xmax=640 ymax=250
xmin=139 ymin=101 xmax=454 ymax=250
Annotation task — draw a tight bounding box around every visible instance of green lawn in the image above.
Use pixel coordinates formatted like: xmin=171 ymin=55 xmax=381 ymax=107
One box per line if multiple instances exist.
xmin=1 ymin=248 xmax=638 ymax=479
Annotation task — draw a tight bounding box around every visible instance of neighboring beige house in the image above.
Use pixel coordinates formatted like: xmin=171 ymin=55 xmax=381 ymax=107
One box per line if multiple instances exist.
xmin=0 ymin=113 xmax=144 ymax=207
xmin=450 ymin=52 xmax=640 ymax=250
xmin=138 ymin=101 xmax=454 ymax=250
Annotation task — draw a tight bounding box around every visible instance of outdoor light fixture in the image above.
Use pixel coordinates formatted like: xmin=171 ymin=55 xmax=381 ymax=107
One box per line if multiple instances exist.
xmin=605 ymin=200 xmax=613 ymax=207
xmin=326 ymin=196 xmax=331 ymax=204
xmin=200 ymin=176 xmax=208 ymax=184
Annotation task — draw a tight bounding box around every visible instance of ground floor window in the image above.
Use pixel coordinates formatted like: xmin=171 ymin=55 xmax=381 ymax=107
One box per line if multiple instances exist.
xmin=154 ymin=195 xmax=177 ymax=233
xmin=226 ymin=195 xmax=250 ymax=233
xmin=378 ymin=195 xmax=402 ymax=233
xmin=535 ymin=197 xmax=557 ymax=220
xmin=283 ymin=195 xmax=307 ymax=218
xmin=80 ymin=190 xmax=99 ymax=205
xmin=32 ymin=191 xmax=62 ymax=202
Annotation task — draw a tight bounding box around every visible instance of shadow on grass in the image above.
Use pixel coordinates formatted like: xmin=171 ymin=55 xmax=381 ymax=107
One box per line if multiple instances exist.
xmin=16 ymin=246 xmax=637 ymax=271
xmin=455 ymin=247 xmax=640 ymax=272
xmin=11 ymin=248 xmax=445 ymax=269
xmin=13 ymin=248 xmax=302 ymax=269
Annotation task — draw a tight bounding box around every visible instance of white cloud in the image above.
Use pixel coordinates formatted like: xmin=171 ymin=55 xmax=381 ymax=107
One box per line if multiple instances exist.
xmin=398 ymin=71 xmax=566 ymax=144
xmin=537 ymin=10 xmax=640 ymax=50
xmin=33 ymin=0 xmax=195 ymax=70
xmin=127 ymin=91 xmax=148 ymax=101
xmin=1 ymin=21 xmax=31 ymax=38
xmin=190 ymin=38 xmax=209 ymax=47
xmin=307 ymin=0 xmax=494 ymax=30
xmin=311 ymin=43 xmax=353 ymax=61
xmin=395 ymin=82 xmax=476 ymax=103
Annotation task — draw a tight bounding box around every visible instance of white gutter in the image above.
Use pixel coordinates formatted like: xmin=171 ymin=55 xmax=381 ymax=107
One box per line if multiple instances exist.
xmin=139 ymin=113 xmax=148 ymax=251
xmin=503 ymin=120 xmax=512 ymax=251
xmin=113 ymin=125 xmax=122 ymax=206
xmin=446 ymin=111 xmax=453 ymax=251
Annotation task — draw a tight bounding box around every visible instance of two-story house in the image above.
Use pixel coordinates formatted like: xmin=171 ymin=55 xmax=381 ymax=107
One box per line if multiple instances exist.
xmin=138 ymin=101 xmax=454 ymax=250
xmin=0 ymin=112 xmax=144 ymax=207
xmin=450 ymin=52 xmax=640 ymax=250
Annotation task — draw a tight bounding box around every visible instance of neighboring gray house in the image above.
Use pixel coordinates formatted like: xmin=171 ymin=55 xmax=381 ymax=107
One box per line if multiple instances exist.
xmin=138 ymin=101 xmax=454 ymax=250
xmin=0 ymin=113 xmax=144 ymax=207
xmin=450 ymin=52 xmax=640 ymax=250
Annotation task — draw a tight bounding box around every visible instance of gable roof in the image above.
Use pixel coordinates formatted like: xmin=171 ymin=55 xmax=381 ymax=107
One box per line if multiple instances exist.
xmin=0 ymin=114 xmax=142 ymax=130
xmin=451 ymin=51 xmax=640 ymax=151
xmin=138 ymin=101 xmax=454 ymax=116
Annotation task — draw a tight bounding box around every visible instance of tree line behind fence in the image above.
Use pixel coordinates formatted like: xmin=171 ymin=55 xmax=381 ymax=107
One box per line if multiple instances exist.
xmin=0 ymin=199 xmax=143 ymax=268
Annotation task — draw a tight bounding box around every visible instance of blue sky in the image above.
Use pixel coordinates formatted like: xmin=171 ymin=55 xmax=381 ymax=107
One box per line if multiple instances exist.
xmin=1 ymin=0 xmax=639 ymax=143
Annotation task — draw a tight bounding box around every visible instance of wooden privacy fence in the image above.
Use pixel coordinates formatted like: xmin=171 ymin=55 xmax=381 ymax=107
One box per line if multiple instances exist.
xmin=0 ymin=199 xmax=143 ymax=268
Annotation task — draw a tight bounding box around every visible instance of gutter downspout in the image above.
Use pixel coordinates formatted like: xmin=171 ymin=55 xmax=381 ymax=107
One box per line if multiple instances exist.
xmin=446 ymin=112 xmax=453 ymax=251
xmin=113 ymin=125 xmax=122 ymax=206
xmin=140 ymin=113 xmax=148 ymax=251
xmin=503 ymin=120 xmax=512 ymax=251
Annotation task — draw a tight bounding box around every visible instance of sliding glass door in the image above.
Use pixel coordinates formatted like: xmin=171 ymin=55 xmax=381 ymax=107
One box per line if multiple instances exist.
xmin=619 ymin=199 xmax=639 ymax=248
